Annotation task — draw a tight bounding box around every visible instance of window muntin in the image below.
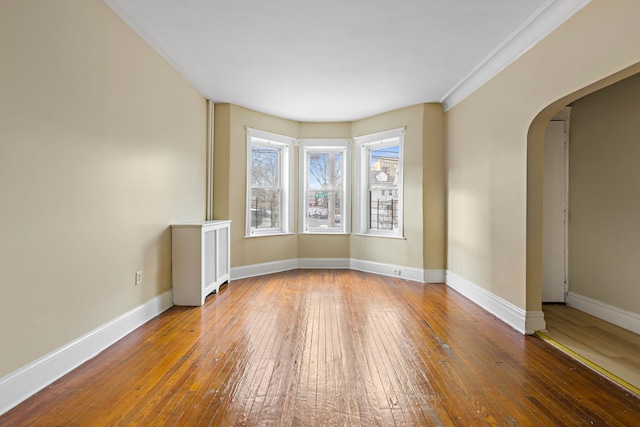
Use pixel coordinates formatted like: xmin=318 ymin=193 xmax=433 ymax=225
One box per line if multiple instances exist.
xmin=250 ymin=145 xmax=281 ymax=230
xmin=299 ymin=140 xmax=350 ymax=234
xmin=368 ymin=144 xmax=400 ymax=231
xmin=355 ymin=128 xmax=404 ymax=237
xmin=246 ymin=129 xmax=294 ymax=237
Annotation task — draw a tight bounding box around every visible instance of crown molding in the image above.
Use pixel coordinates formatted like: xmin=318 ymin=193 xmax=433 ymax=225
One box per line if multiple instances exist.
xmin=440 ymin=0 xmax=592 ymax=111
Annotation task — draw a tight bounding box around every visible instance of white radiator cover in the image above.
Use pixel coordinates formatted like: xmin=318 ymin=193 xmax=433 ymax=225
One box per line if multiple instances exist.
xmin=171 ymin=220 xmax=231 ymax=306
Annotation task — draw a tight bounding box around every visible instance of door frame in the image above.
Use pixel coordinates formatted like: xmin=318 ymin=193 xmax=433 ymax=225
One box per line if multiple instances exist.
xmin=556 ymin=107 xmax=571 ymax=299
xmin=543 ymin=107 xmax=571 ymax=302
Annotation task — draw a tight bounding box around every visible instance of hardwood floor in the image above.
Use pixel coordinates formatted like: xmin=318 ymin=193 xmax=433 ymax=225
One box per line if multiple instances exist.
xmin=2 ymin=270 xmax=640 ymax=426
xmin=542 ymin=304 xmax=640 ymax=392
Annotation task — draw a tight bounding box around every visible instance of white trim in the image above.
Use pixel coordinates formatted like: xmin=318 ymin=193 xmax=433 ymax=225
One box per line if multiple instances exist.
xmin=424 ymin=269 xmax=446 ymax=283
xmin=243 ymin=232 xmax=296 ymax=239
xmin=551 ymin=107 xmax=571 ymax=299
xmin=354 ymin=128 xmax=404 ymax=238
xmin=567 ymin=292 xmax=640 ymax=336
xmin=445 ymin=271 xmax=545 ymax=335
xmin=298 ymin=140 xmax=351 ymax=235
xmin=526 ymin=311 xmax=547 ymax=334
xmin=350 ymin=259 xmax=424 ymax=283
xmin=230 ymin=259 xmax=298 ymax=280
xmin=440 ymin=0 xmax=591 ymax=111
xmin=245 ymin=129 xmax=295 ymax=237
xmin=0 ymin=291 xmax=173 ymax=416
xmin=352 ymin=127 xmax=405 ymax=145
xmin=245 ymin=127 xmax=296 ymax=145
xmin=351 ymin=233 xmax=406 ymax=240
xmin=297 ymin=258 xmax=351 ymax=269
xmin=298 ymin=139 xmax=352 ymax=147
xmin=230 ymin=258 xmax=426 ymax=283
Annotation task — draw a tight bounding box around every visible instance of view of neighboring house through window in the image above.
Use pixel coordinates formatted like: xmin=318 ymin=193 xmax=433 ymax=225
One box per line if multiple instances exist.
xmin=354 ymin=128 xmax=404 ymax=237
xmin=369 ymin=146 xmax=399 ymax=229
xmin=299 ymin=140 xmax=350 ymax=234
xmin=245 ymin=128 xmax=294 ymax=237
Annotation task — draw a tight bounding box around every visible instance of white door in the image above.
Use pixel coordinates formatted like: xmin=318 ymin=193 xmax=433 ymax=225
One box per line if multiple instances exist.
xmin=542 ymin=120 xmax=567 ymax=302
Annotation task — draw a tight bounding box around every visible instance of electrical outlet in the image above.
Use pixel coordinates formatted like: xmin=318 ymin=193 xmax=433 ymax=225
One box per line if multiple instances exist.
xmin=393 ymin=269 xmax=401 ymax=276
xmin=135 ymin=271 xmax=143 ymax=286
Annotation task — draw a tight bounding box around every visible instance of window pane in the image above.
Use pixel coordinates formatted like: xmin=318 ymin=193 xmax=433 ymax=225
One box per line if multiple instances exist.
xmin=306 ymin=190 xmax=341 ymax=230
xmin=368 ymin=144 xmax=399 ymax=231
xmin=354 ymin=129 xmax=403 ymax=236
xmin=369 ymin=191 xmax=398 ymax=230
xmin=306 ymin=150 xmax=342 ymax=230
xmin=370 ymin=145 xmax=399 ymax=187
xmin=307 ymin=152 xmax=342 ymax=190
xmin=250 ymin=189 xmax=280 ymax=229
xmin=251 ymin=146 xmax=280 ymax=187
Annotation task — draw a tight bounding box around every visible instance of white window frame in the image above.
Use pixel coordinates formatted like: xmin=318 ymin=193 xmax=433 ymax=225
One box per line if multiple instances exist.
xmin=354 ymin=128 xmax=404 ymax=238
xmin=299 ymin=139 xmax=351 ymax=234
xmin=245 ymin=128 xmax=295 ymax=237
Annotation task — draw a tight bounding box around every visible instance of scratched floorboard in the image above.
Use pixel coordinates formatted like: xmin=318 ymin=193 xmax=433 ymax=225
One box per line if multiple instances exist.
xmin=2 ymin=270 xmax=640 ymax=426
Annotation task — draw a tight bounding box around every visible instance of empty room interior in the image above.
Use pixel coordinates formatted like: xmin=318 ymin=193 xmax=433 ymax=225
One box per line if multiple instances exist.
xmin=2 ymin=0 xmax=640 ymax=425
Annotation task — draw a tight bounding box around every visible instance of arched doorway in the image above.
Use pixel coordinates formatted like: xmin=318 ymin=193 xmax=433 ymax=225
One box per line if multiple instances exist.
xmin=526 ymin=63 xmax=640 ymax=328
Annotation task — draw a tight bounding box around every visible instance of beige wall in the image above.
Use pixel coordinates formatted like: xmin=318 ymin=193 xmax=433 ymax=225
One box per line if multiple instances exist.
xmin=446 ymin=0 xmax=640 ymax=311
xmin=568 ymin=73 xmax=640 ymax=313
xmin=214 ymin=105 xmax=299 ymax=266
xmin=350 ymin=105 xmax=427 ymax=269
xmin=3 ymin=0 xmax=638 ymax=383
xmin=214 ymin=104 xmax=446 ymax=270
xmin=423 ymin=105 xmax=446 ymax=271
xmin=0 ymin=0 xmax=206 ymax=377
xmin=297 ymin=122 xmax=352 ymax=259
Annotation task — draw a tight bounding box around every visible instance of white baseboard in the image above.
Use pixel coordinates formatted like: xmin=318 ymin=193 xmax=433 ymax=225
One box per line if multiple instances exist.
xmin=230 ymin=259 xmax=298 ymax=280
xmin=567 ymin=292 xmax=640 ymax=335
xmin=525 ymin=311 xmax=547 ymax=335
xmin=297 ymin=258 xmax=350 ymax=269
xmin=0 ymin=291 xmax=174 ymax=416
xmin=424 ymin=269 xmax=446 ymax=283
xmin=445 ymin=271 xmax=545 ymax=335
xmin=231 ymin=258 xmax=433 ymax=283
xmin=350 ymin=259 xmax=425 ymax=282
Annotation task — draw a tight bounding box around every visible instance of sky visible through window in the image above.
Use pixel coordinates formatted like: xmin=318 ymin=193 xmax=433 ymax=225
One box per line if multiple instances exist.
xmin=371 ymin=145 xmax=399 ymax=165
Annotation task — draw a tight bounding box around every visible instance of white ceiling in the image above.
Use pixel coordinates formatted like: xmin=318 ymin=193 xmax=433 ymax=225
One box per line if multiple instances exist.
xmin=103 ymin=0 xmax=589 ymax=122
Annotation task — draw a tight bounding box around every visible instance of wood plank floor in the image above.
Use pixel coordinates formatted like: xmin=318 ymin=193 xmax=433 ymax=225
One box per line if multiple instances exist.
xmin=2 ymin=270 xmax=640 ymax=426
xmin=543 ymin=304 xmax=640 ymax=391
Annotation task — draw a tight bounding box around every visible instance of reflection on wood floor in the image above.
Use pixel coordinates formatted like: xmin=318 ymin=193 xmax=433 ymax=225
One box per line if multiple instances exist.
xmin=542 ymin=303 xmax=640 ymax=392
xmin=2 ymin=270 xmax=640 ymax=426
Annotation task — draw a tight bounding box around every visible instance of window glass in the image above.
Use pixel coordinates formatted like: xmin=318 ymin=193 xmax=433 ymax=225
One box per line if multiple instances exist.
xmin=250 ymin=145 xmax=281 ymax=230
xmin=300 ymin=141 xmax=350 ymax=234
xmin=368 ymin=145 xmax=400 ymax=231
xmin=246 ymin=129 xmax=294 ymax=237
xmin=354 ymin=128 xmax=404 ymax=237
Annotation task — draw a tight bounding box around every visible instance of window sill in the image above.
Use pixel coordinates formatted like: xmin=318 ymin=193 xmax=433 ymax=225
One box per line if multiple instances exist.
xmin=300 ymin=231 xmax=350 ymax=235
xmin=244 ymin=232 xmax=296 ymax=239
xmin=351 ymin=232 xmax=406 ymax=240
